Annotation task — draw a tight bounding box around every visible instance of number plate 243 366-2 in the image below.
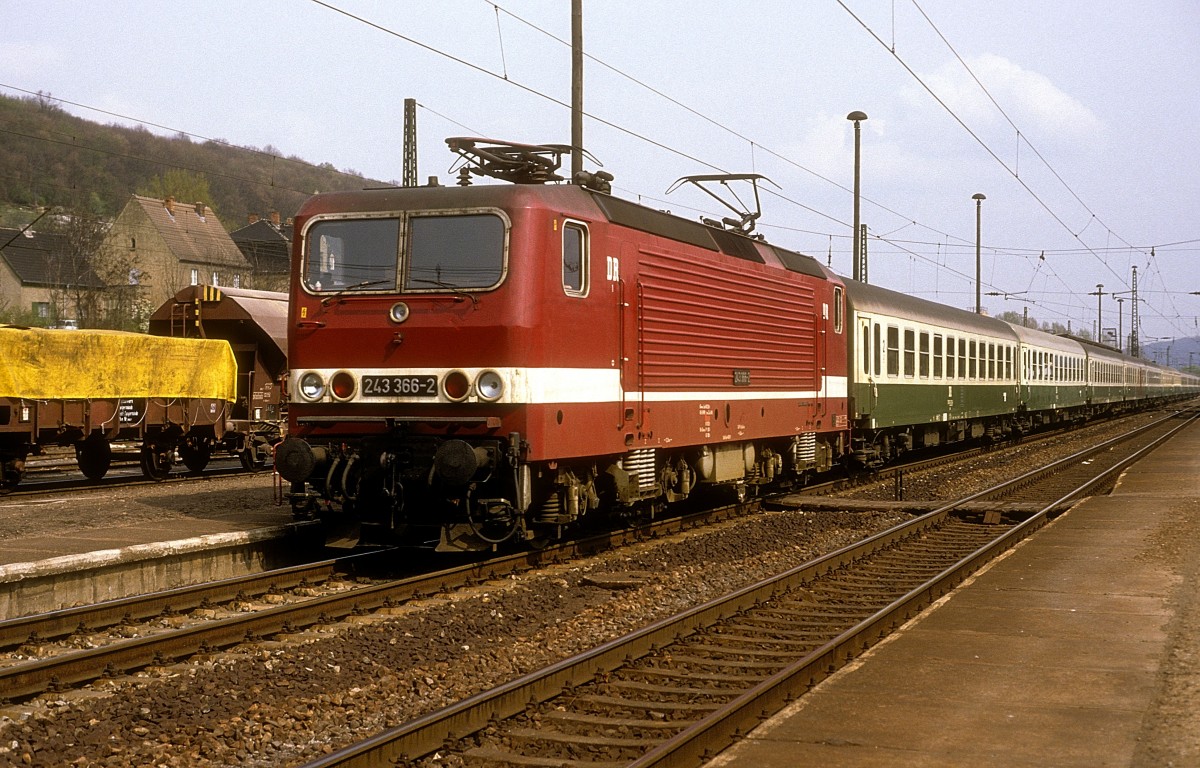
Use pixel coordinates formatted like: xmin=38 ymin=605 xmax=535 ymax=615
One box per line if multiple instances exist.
xmin=360 ymin=375 xmax=438 ymax=397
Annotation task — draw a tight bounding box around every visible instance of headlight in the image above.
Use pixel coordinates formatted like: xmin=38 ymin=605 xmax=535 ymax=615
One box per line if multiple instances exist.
xmin=299 ymin=372 xmax=326 ymax=401
xmin=330 ymin=371 xmax=356 ymax=401
xmin=476 ymin=370 xmax=504 ymax=401
xmin=389 ymin=302 xmax=410 ymax=323
xmin=443 ymin=370 xmax=471 ymax=402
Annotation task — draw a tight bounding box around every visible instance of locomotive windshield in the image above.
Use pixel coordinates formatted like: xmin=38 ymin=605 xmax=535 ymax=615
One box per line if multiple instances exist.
xmin=304 ymin=218 xmax=399 ymax=293
xmin=303 ymin=213 xmax=506 ymax=295
xmin=405 ymin=214 xmax=505 ymax=290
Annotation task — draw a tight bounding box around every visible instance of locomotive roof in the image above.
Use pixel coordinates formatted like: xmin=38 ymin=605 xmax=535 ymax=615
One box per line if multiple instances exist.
xmin=842 ymin=279 xmax=1018 ymax=340
xmin=297 ymin=183 xmax=831 ymax=281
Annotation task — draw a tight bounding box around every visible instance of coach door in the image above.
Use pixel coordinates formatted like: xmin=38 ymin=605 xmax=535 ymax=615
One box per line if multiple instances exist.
xmin=856 ymin=315 xmax=878 ymax=418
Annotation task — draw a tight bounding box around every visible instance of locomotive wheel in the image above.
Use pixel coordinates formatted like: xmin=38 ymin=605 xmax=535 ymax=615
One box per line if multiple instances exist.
xmin=75 ymin=436 xmax=113 ymax=481
xmin=140 ymin=444 xmax=174 ymax=481
xmin=179 ymin=441 xmax=212 ymax=473
xmin=0 ymin=458 xmax=24 ymax=494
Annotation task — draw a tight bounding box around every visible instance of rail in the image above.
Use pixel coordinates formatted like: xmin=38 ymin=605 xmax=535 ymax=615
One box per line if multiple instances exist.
xmin=296 ymin=408 xmax=1197 ymax=767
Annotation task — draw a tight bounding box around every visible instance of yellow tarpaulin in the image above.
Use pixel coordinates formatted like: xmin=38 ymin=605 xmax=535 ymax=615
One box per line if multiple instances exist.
xmin=0 ymin=326 xmax=237 ymax=402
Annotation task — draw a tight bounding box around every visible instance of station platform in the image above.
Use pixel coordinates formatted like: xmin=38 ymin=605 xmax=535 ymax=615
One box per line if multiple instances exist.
xmin=706 ymin=418 xmax=1200 ymax=768
xmin=0 ymin=473 xmax=307 ymax=616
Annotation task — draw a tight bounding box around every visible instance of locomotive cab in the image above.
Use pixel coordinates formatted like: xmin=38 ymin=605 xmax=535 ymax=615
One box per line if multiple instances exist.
xmin=278 ymin=139 xmax=850 ymax=552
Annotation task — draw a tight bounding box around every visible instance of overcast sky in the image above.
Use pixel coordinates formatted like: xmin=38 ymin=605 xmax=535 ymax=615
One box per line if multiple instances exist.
xmin=5 ymin=1 xmax=1200 ymax=347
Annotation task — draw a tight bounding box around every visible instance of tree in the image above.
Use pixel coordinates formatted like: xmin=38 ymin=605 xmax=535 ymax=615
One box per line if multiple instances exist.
xmin=995 ymin=310 xmax=1030 ymax=328
xmin=138 ymin=169 xmax=214 ymax=209
xmin=44 ymin=212 xmax=107 ymax=327
xmin=41 ymin=209 xmax=148 ymax=330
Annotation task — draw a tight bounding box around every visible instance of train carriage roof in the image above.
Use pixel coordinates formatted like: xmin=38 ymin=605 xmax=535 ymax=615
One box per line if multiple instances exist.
xmin=1077 ymin=342 xmax=1127 ymax=364
xmin=843 ymin=279 xmax=1018 ymax=341
xmin=1004 ymin=323 xmax=1085 ymax=355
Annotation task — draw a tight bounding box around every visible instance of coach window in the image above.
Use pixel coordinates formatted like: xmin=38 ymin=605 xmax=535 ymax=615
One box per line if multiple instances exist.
xmin=988 ymin=343 xmax=996 ymax=380
xmin=861 ymin=324 xmax=871 ymax=375
xmin=1005 ymin=347 xmax=1013 ymax=380
xmin=946 ymin=335 xmax=956 ymax=378
xmin=919 ymin=332 xmax=930 ymax=378
xmin=887 ymin=326 xmax=900 ymax=376
xmin=903 ymin=329 xmax=916 ymax=378
xmin=933 ymin=335 xmax=944 ymax=378
xmin=873 ymin=323 xmax=882 ymax=378
xmin=968 ymin=340 xmax=977 ymax=379
xmin=562 ymin=221 xmax=588 ymax=296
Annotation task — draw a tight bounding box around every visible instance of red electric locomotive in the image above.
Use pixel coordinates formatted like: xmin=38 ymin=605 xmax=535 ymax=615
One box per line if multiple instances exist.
xmin=275 ymin=139 xmax=849 ymax=550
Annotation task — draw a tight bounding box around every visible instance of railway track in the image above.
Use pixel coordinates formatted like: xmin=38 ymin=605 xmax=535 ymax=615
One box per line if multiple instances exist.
xmin=800 ymin=406 xmax=1171 ymax=499
xmin=0 ymin=501 xmax=753 ymax=704
xmin=296 ymin=407 xmax=1197 ymax=768
xmin=8 ymin=449 xmax=266 ymax=497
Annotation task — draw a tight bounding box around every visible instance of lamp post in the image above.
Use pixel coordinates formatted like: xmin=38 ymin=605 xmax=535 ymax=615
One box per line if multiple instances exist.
xmin=847 ymin=111 xmax=868 ymax=282
xmin=1088 ymin=284 xmax=1105 ymax=343
xmin=972 ymin=193 xmax=985 ymax=314
xmin=1112 ymin=289 xmax=1142 ymax=353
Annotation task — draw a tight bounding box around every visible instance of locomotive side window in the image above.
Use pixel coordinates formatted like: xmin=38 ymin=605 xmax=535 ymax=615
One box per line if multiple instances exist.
xmin=562 ymin=221 xmax=588 ymax=296
xmin=305 ymin=218 xmax=399 ymax=292
xmin=407 ymin=214 xmax=505 ymax=290
xmin=833 ymin=286 xmax=844 ymax=333
xmin=886 ymin=326 xmax=900 ymax=377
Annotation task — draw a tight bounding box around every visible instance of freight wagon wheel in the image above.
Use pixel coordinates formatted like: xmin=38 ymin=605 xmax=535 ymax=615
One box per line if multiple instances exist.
xmin=75 ymin=435 xmax=113 ymax=481
xmin=178 ymin=441 xmax=212 ymax=474
xmin=139 ymin=444 xmax=174 ymax=481
xmin=239 ymin=437 xmax=269 ymax=470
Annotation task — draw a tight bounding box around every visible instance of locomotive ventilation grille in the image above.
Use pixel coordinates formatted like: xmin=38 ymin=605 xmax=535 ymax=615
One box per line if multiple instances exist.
xmin=793 ymin=432 xmax=817 ymax=464
xmin=621 ymin=448 xmax=658 ymax=493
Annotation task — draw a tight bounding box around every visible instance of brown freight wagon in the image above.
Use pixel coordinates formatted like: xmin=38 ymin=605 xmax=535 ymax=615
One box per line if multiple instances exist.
xmin=148 ymin=285 xmax=288 ymax=468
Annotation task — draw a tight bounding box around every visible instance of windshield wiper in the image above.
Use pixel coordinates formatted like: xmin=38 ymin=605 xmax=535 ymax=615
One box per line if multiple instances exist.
xmin=320 ymin=279 xmax=395 ymax=306
xmin=408 ymin=277 xmax=479 ymax=307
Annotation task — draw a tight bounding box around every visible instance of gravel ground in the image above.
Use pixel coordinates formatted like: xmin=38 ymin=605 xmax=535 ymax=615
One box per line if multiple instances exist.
xmin=1 ymin=412 xmax=1196 ymax=767
xmin=0 ymin=495 xmax=908 ymax=767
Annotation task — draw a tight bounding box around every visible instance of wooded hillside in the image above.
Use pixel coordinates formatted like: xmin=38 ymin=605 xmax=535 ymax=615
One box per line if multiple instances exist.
xmin=0 ymin=92 xmax=383 ymax=229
